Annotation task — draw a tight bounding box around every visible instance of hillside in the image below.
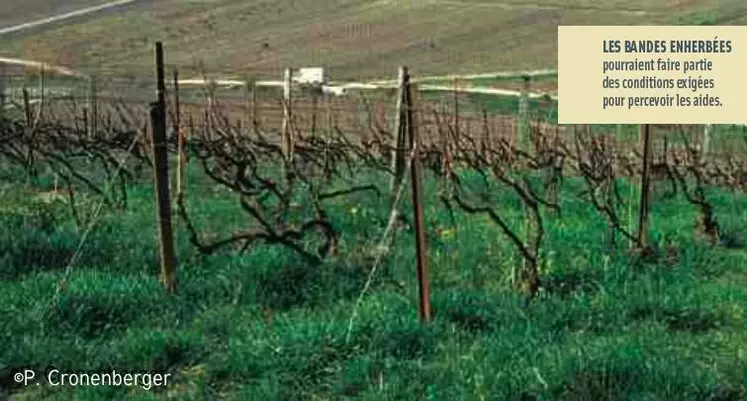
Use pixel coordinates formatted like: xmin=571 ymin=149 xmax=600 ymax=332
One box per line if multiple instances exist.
xmin=0 ymin=0 xmax=745 ymax=81
xmin=0 ymin=0 xmax=110 ymax=28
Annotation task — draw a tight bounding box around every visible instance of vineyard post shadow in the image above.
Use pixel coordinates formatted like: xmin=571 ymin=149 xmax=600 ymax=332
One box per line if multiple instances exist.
xmin=150 ymin=42 xmax=178 ymax=293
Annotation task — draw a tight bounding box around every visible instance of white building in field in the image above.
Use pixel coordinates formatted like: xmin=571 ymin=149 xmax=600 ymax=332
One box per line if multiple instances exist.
xmin=293 ymin=67 xmax=327 ymax=85
xmin=290 ymin=66 xmax=348 ymax=96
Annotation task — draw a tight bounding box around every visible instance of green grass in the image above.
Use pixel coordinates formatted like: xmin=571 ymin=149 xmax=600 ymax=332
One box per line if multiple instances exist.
xmin=0 ymin=149 xmax=745 ymax=400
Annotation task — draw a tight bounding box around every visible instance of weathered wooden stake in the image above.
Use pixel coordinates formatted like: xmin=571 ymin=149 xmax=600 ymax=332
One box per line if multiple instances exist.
xmin=243 ymin=79 xmax=252 ymax=135
xmin=323 ymin=93 xmax=332 ymax=179
xmin=251 ymin=82 xmax=258 ymax=132
xmin=204 ymin=109 xmax=211 ymax=141
xmin=703 ymin=124 xmax=712 ymax=155
xmin=22 ymin=88 xmax=31 ymax=127
xmin=173 ymin=70 xmax=180 ymax=138
xmin=311 ymin=88 xmax=319 ymax=137
xmin=88 ymin=76 xmax=97 ymax=138
xmin=188 ymin=113 xmax=194 ymax=170
xmin=174 ymin=70 xmax=185 ymax=202
xmin=188 ymin=114 xmax=194 ymax=143
xmin=326 ymin=92 xmax=333 ymax=135
xmin=281 ymin=67 xmax=294 ymax=165
xmin=38 ymin=64 xmax=45 ymax=122
xmin=151 ymin=42 xmax=178 ymax=294
xmin=482 ymin=108 xmax=491 ymax=163
xmin=440 ymin=100 xmax=453 ymax=176
xmin=21 ymin=86 xmax=36 ymax=182
xmin=453 ymin=77 xmax=460 ymax=148
xmin=405 ymin=74 xmax=432 ymax=322
xmin=518 ymin=75 xmax=530 ymax=149
xmin=389 ymin=66 xmax=408 ymax=204
xmin=637 ymin=123 xmax=652 ymax=249
xmin=0 ymin=63 xmax=6 ymax=118
xmin=81 ymin=106 xmax=88 ymax=137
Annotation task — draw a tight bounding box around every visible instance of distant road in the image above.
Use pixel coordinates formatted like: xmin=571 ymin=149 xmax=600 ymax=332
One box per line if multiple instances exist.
xmin=367 ymin=69 xmax=559 ymax=85
xmin=0 ymin=57 xmax=88 ymax=77
xmin=177 ymin=75 xmax=559 ymax=100
xmin=0 ymin=0 xmax=140 ymax=36
xmin=0 ymin=57 xmax=559 ymax=100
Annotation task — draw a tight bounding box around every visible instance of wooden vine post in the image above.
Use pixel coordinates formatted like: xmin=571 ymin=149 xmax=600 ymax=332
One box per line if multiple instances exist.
xmin=518 ymin=74 xmax=531 ymax=150
xmin=703 ymin=124 xmax=712 ymax=155
xmin=173 ymin=69 xmax=185 ymax=202
xmin=440 ymin=100 xmax=453 ymax=177
xmin=452 ymin=77 xmax=460 ymax=156
xmin=281 ymin=67 xmax=294 ymax=182
xmin=150 ymin=42 xmax=178 ymax=294
xmin=482 ymin=108 xmax=492 ymax=164
xmin=0 ymin=63 xmax=5 ymax=119
xmin=389 ymin=66 xmax=408 ymax=205
xmin=22 ymin=88 xmax=31 ymax=127
xmin=88 ymin=76 xmax=97 ymax=138
xmin=637 ymin=123 xmax=652 ymax=249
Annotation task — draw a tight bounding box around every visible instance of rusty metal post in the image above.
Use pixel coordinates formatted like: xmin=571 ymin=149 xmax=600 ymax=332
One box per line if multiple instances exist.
xmin=151 ymin=42 xmax=178 ymax=293
xmin=405 ymin=72 xmax=432 ymax=322
xmin=637 ymin=123 xmax=652 ymax=249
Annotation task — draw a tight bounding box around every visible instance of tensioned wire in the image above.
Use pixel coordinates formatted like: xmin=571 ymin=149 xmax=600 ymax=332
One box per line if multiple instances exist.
xmin=345 ymin=142 xmax=419 ymax=343
xmin=44 ymin=129 xmax=142 ymax=314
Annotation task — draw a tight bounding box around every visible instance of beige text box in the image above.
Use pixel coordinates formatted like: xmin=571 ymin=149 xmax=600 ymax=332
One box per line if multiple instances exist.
xmin=558 ymin=26 xmax=747 ymax=124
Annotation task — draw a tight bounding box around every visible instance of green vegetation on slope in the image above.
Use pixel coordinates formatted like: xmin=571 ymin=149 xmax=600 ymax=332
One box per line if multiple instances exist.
xmin=0 ymin=156 xmax=744 ymax=400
